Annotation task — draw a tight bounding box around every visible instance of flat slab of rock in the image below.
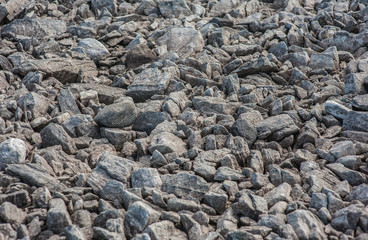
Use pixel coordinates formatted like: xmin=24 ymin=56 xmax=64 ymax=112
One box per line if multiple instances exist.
xmin=158 ymin=27 xmax=204 ymax=58
xmin=5 ymin=163 xmax=64 ymax=191
xmin=13 ymin=58 xmax=98 ymax=84
xmin=256 ymin=114 xmax=299 ymax=141
xmin=126 ymin=67 xmax=175 ymax=102
xmin=192 ymin=96 xmax=241 ymax=115
xmin=343 ymin=111 xmax=368 ymax=132
xmin=1 ymin=19 xmax=66 ymax=39
xmin=70 ymin=83 xmax=126 ymax=105
xmin=161 ymin=172 xmax=209 ymax=199
xmin=233 ymin=56 xmax=278 ymax=77
xmin=40 ymin=123 xmax=77 ymax=155
xmin=327 ymin=163 xmax=366 ymax=186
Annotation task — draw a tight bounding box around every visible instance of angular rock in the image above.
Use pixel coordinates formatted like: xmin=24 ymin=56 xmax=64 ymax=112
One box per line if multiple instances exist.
xmin=0 ymin=202 xmax=26 ymax=224
xmin=256 ymin=114 xmax=299 ymax=141
xmin=47 ymin=198 xmax=72 ymax=234
xmin=230 ymin=119 xmax=257 ymax=146
xmin=327 ymin=163 xmax=366 ymax=186
xmin=57 ymin=89 xmax=81 ymax=115
xmin=158 ymin=0 xmax=192 ymax=18
xmin=233 ymin=56 xmax=278 ymax=77
xmin=144 ymin=220 xmax=187 ymax=240
xmin=126 ymin=44 xmax=156 ymax=69
xmin=131 ymin=168 xmax=162 ymax=189
xmin=287 ymin=210 xmax=327 ymax=240
xmin=124 ymin=201 xmax=160 ymax=238
xmin=77 ymin=38 xmax=109 ymax=61
xmin=148 ymin=132 xmax=187 ymax=155
xmin=40 ymin=123 xmax=77 ymax=154
xmin=133 ymin=111 xmax=171 ymax=135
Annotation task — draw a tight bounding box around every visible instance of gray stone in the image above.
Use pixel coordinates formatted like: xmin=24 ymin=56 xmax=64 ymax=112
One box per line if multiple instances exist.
xmin=17 ymin=92 xmax=51 ymax=119
xmin=0 ymin=138 xmax=26 ymax=170
xmin=13 ymin=59 xmax=98 ymax=84
xmin=87 ymin=152 xmax=139 ymax=194
xmin=232 ymin=191 xmax=267 ymax=220
xmin=148 ymin=132 xmax=187 ymax=155
xmin=256 ymin=114 xmax=299 ymax=141
xmin=91 ymin=0 xmax=117 ymax=15
xmin=64 ymin=225 xmax=86 ymax=240
xmin=125 ymin=201 xmax=160 ymax=238
xmin=344 ymin=73 xmax=367 ymax=95
xmin=6 ymin=163 xmax=63 ymax=191
xmin=343 ymin=111 xmax=368 ymax=132
xmin=77 ymin=38 xmax=109 ymax=61
xmin=126 ymin=44 xmax=156 ymax=69
xmin=203 ymin=193 xmax=228 ymax=214
xmin=287 ymin=210 xmax=327 ymax=240
xmin=352 ymin=94 xmax=368 ymax=111
xmin=214 ymin=167 xmax=245 ymax=182
xmin=0 ymin=202 xmax=26 ymax=224
xmin=127 ymin=67 xmax=175 ymax=102
xmin=95 ymin=98 xmax=137 ymax=128
xmin=101 ymin=128 xmax=132 ymax=151
xmin=230 ymin=119 xmax=257 ymax=146
xmin=0 ymin=190 xmax=30 ymax=208
xmin=158 ymin=27 xmax=204 ymax=58
xmin=161 ymin=172 xmax=209 ymax=199
xmin=336 ymin=155 xmax=362 ymax=170
xmin=131 ymin=168 xmax=162 ymax=189
xmin=144 ymin=220 xmax=187 ymax=240
xmin=158 ymin=0 xmax=192 ymax=18
xmin=265 ymin=183 xmax=292 ymax=207
xmin=167 ymin=198 xmax=200 ymax=212
xmin=192 ymin=96 xmax=241 ymax=115
xmin=57 ymin=89 xmax=81 ymax=115
xmin=327 ymin=163 xmax=366 ymax=186
xmin=348 ymin=184 xmax=368 ymax=204
xmin=47 ymin=198 xmax=72 ymax=234
xmin=233 ymin=56 xmax=278 ymax=77
xmin=133 ymin=111 xmax=171 ymax=135
xmin=329 ymin=141 xmax=355 ymax=159
xmin=40 ymin=123 xmax=77 ymax=154
xmin=331 ymin=203 xmax=364 ymax=232
xmin=62 ymin=114 xmax=99 ymax=138
xmin=310 ymin=193 xmax=328 ymax=210
xmin=33 ymin=186 xmax=52 ymax=209
xmin=1 ymin=19 xmax=66 ymax=39
xmin=324 ymin=100 xmax=351 ymax=120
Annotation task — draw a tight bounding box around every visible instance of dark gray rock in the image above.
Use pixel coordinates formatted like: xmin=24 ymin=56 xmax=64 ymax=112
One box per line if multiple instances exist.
xmin=144 ymin=220 xmax=187 ymax=240
xmin=40 ymin=123 xmax=77 ymax=154
xmin=64 ymin=225 xmax=86 ymax=240
xmin=256 ymin=114 xmax=299 ymax=141
xmin=149 ymin=132 xmax=187 ymax=155
xmin=158 ymin=0 xmax=192 ymax=18
xmin=344 ymin=73 xmax=367 ymax=95
xmin=167 ymin=198 xmax=200 ymax=212
xmin=230 ymin=119 xmax=257 ymax=146
xmin=331 ymin=203 xmax=364 ymax=232
xmin=95 ymin=98 xmax=137 ymax=128
xmin=133 ymin=111 xmax=171 ymax=135
xmin=47 ymin=198 xmax=72 ymax=234
xmin=57 ymin=89 xmax=81 ymax=115
xmin=203 ymin=192 xmax=228 ymax=214
xmin=343 ymin=111 xmax=368 ymax=132
xmin=126 ymin=44 xmax=156 ymax=69
xmin=327 ymin=163 xmax=366 ymax=186
xmin=233 ymin=56 xmax=278 ymax=77
xmin=324 ymin=100 xmax=351 ymax=120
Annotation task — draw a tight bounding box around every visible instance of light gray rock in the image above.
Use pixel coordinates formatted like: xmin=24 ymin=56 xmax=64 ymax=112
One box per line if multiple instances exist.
xmin=125 ymin=201 xmax=160 ymax=238
xmin=77 ymin=38 xmax=109 ymax=61
xmin=148 ymin=132 xmax=187 ymax=155
xmin=158 ymin=27 xmax=204 ymax=58
xmin=167 ymin=198 xmax=200 ymax=212
xmin=57 ymin=89 xmax=81 ymax=115
xmin=127 ymin=67 xmax=175 ymax=102
xmin=265 ymin=183 xmax=292 ymax=207
xmin=95 ymin=98 xmax=137 ymax=128
xmin=329 ymin=141 xmax=355 ymax=159
xmin=157 ymin=0 xmax=192 ymax=18
xmin=344 ymin=73 xmax=367 ymax=95
xmin=131 ymin=168 xmax=162 ymax=189
xmin=0 ymin=138 xmax=26 ymax=170
xmin=287 ymin=210 xmax=327 ymax=240
xmin=64 ymin=225 xmax=86 ymax=240
xmin=0 ymin=202 xmax=26 ymax=224
xmin=144 ymin=220 xmax=187 ymax=240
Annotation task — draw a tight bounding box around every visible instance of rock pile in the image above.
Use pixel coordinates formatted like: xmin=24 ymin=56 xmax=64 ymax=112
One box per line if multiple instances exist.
xmin=0 ymin=0 xmax=368 ymax=239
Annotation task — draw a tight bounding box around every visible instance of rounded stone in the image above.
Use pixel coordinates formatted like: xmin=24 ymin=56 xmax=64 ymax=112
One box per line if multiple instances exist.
xmin=95 ymin=99 xmax=137 ymax=128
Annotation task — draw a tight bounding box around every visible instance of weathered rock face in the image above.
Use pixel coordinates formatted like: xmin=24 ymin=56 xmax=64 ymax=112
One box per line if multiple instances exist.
xmin=1 ymin=0 xmax=368 ymax=239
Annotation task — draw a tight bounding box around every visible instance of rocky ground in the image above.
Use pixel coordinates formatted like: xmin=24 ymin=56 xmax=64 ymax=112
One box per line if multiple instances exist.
xmin=0 ymin=0 xmax=368 ymax=239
